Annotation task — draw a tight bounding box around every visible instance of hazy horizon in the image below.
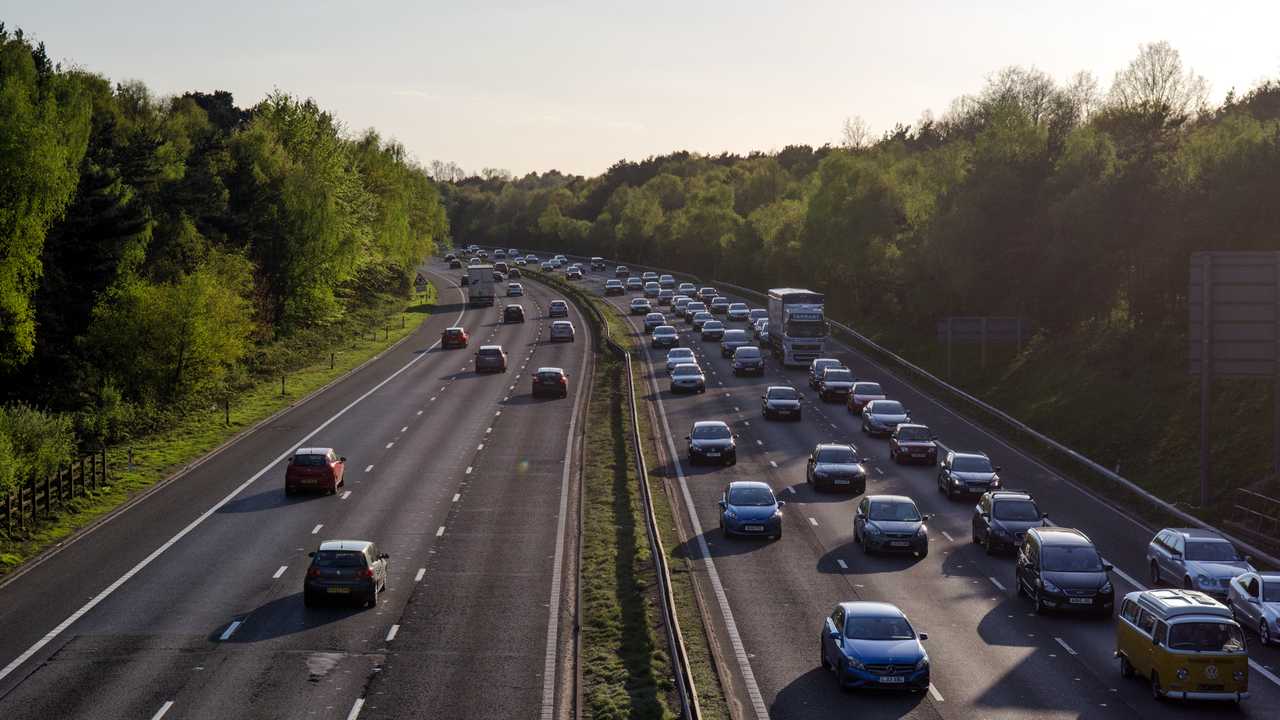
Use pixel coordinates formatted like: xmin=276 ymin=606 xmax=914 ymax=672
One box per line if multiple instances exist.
xmin=9 ymin=1 xmax=1280 ymax=176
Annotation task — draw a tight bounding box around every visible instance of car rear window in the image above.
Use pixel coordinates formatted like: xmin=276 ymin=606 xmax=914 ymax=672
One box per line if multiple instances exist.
xmin=479 ymin=348 xmax=502 ymax=356
xmin=852 ymin=382 xmax=881 ymax=394
xmin=538 ymin=371 xmax=563 ymax=381
xmin=1184 ymin=541 xmax=1240 ymax=562
xmin=692 ymin=424 xmax=731 ymax=439
xmin=312 ymin=551 xmax=366 ymax=568
xmin=445 ymin=329 xmax=463 ymax=336
xmin=869 ymin=401 xmax=905 ymax=414
xmin=293 ymin=454 xmax=327 ymax=467
xmin=952 ymin=456 xmax=993 ymax=473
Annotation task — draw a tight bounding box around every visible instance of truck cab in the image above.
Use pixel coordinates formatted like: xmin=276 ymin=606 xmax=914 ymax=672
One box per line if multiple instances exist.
xmin=767 ymin=288 xmax=827 ymax=366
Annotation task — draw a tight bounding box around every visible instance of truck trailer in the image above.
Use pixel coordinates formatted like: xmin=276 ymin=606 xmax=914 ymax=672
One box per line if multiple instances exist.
xmin=467 ymin=264 xmax=496 ymax=306
xmin=767 ymin=288 xmax=827 ymax=366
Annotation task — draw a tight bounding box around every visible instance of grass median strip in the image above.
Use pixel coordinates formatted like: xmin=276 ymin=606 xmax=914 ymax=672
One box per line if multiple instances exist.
xmin=0 ymin=285 xmax=437 ymax=577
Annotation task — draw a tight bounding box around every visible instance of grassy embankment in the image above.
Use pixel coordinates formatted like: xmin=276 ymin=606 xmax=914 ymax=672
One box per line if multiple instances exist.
xmin=0 ymin=284 xmax=437 ymax=575
xmin=531 ymin=269 xmax=729 ymax=719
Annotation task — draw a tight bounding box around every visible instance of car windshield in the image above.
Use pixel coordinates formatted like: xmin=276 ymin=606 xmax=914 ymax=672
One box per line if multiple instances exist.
xmin=692 ymin=425 xmax=731 ymax=439
xmin=312 ymin=550 xmax=365 ymax=568
xmin=845 ymin=616 xmax=915 ymax=640
xmin=293 ymin=454 xmax=326 ymax=467
xmin=736 ymin=348 xmax=760 ymax=358
xmin=656 ymin=327 xmax=675 ymax=335
xmin=724 ymin=331 xmax=747 ymax=341
xmin=673 ymin=365 xmax=701 ymax=377
xmin=824 ymin=370 xmax=853 ymax=382
xmin=1184 ymin=540 xmax=1241 ymax=562
xmin=1167 ymin=622 xmax=1246 ymax=652
xmin=868 ymin=501 xmax=921 ymax=522
xmin=668 ymin=350 xmax=693 ymax=360
xmin=853 ymin=383 xmax=882 ymax=395
xmin=479 ymin=349 xmax=502 ymax=356
xmin=1041 ymin=545 xmax=1104 ymax=572
xmin=537 ymin=371 xmax=562 ymax=381
xmin=1265 ymin=581 xmax=1280 ymax=602
xmin=729 ymin=303 xmax=748 ymax=311
xmin=952 ymin=456 xmax=993 ymax=473
xmin=787 ymin=320 xmax=827 ymax=338
xmin=727 ymin=486 xmax=775 ymax=506
xmin=816 ymin=447 xmax=857 ymax=464
xmin=993 ymin=500 xmax=1041 ymax=521
xmin=896 ymin=426 xmax=931 ymax=442
xmin=693 ymin=313 xmax=711 ymax=321
xmin=870 ymin=401 xmax=905 ymax=414
xmin=688 ymin=303 xmax=705 ymax=311
xmin=767 ymin=388 xmax=798 ymax=400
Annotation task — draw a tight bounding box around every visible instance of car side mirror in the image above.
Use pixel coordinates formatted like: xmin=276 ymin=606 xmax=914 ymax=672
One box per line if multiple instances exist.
xmin=931 ymin=435 xmax=939 ymax=440
xmin=1152 ymin=635 xmax=1161 ymax=647
xmin=734 ymin=433 xmax=741 ymax=438
xmin=339 ymin=457 xmax=347 ymax=463
xmin=718 ymin=500 xmax=725 ymax=509
xmin=980 ymin=512 xmax=990 ymax=519
xmin=862 ymin=457 xmax=871 ymax=463
xmin=1103 ymin=562 xmax=1114 ymax=573
xmin=918 ymin=632 xmax=928 ymax=641
xmin=829 ymin=628 xmax=841 ymax=640
xmin=308 ymin=551 xmax=315 ymax=557
xmin=995 ymin=465 xmax=1003 ymax=472
xmin=685 ymin=435 xmax=691 ymax=441
xmin=922 ymin=514 xmax=932 ymax=521
xmin=777 ymin=501 xmax=786 ymax=508
xmin=1041 ymin=512 xmax=1049 ymax=519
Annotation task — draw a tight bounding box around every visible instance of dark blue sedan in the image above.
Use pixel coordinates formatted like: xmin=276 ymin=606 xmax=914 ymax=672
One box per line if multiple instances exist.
xmin=820 ymin=601 xmax=930 ymax=691
xmin=718 ymin=481 xmax=783 ymax=540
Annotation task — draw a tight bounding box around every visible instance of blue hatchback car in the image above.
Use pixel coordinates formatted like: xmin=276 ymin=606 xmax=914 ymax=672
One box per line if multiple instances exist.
xmin=821 ymin=601 xmax=930 ymax=691
xmin=718 ymin=481 xmax=783 ymax=540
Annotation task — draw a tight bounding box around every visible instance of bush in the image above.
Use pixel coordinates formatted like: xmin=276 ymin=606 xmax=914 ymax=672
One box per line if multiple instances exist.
xmin=0 ymin=403 xmax=76 ymax=493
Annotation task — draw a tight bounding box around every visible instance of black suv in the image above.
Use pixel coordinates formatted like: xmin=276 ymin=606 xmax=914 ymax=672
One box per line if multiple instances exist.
xmin=937 ymin=451 xmax=1000 ymax=500
xmin=971 ymin=490 xmax=1048 ymax=554
xmin=687 ymin=421 xmax=737 ymax=466
xmin=503 ymin=304 xmax=525 ymax=323
xmin=1015 ymin=527 xmax=1114 ymax=616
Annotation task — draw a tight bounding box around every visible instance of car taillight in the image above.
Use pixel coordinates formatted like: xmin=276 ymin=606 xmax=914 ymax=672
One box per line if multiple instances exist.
xmin=559 ymin=377 xmax=567 ymax=384
xmin=358 ymin=568 xmax=374 ymax=578
xmin=307 ymin=567 xmax=321 ymax=578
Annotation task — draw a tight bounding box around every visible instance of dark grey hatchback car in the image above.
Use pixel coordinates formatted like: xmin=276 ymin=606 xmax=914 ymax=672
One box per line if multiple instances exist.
xmin=304 ymin=540 xmax=390 ymax=608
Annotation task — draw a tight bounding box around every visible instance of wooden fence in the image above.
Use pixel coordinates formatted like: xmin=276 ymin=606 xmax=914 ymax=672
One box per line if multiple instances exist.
xmin=1 ymin=450 xmax=108 ymax=537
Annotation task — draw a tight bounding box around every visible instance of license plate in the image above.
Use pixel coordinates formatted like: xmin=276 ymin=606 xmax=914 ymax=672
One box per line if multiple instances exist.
xmin=911 ymin=451 xmax=926 ymax=456
xmin=890 ymin=541 xmax=910 ymax=547
xmin=744 ymin=525 xmax=764 ymax=532
xmin=327 ymin=587 xmax=351 ymax=594
xmin=302 ymin=479 xmax=315 ymax=484
xmin=1069 ymin=597 xmax=1093 ymax=604
xmin=705 ymin=451 xmax=720 ymax=457
xmin=834 ymin=479 xmax=850 ymax=485
xmin=878 ymin=676 xmax=905 ymax=684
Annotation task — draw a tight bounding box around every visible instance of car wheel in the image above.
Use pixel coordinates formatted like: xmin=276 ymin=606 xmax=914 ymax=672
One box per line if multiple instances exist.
xmin=1034 ymin=588 xmax=1048 ymax=615
xmin=285 ymin=486 xmax=294 ymax=497
xmin=1261 ymin=621 xmax=1272 ymax=646
xmin=1183 ymin=576 xmax=1193 ymax=590
xmin=367 ymin=584 xmax=378 ymax=608
xmin=836 ymin=660 xmax=852 ymax=692
xmin=795 ymin=411 xmax=802 ymax=421
xmin=820 ymin=642 xmax=831 ymax=670
xmin=773 ymin=528 xmax=782 ymax=541
xmin=1149 ymin=561 xmax=1160 ymax=586
xmin=304 ymin=590 xmax=316 ymax=608
xmin=971 ymin=523 xmax=981 ymax=544
xmin=945 ymin=484 xmax=956 ymax=501
xmin=861 ymin=423 xmax=869 ymax=435
xmin=1119 ymin=653 xmax=1134 ymax=679
xmin=1151 ymin=671 xmax=1164 ymax=701
xmin=917 ymin=545 xmax=929 ymax=559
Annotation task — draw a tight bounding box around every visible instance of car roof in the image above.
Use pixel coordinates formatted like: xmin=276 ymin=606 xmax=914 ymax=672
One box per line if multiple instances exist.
xmin=673 ymin=362 xmax=702 ymax=372
xmin=895 ymin=423 xmax=929 ymax=432
xmin=1164 ymin=527 xmax=1230 ymax=541
xmin=1129 ymin=589 xmax=1233 ymax=621
xmin=693 ymin=420 xmax=729 ymax=429
xmin=668 ymin=347 xmax=693 ymax=354
xmin=1032 ymin=526 xmax=1092 ymax=545
xmin=727 ymin=480 xmax=773 ymax=492
xmin=950 ymin=450 xmax=989 ymax=460
xmin=295 ymin=447 xmax=333 ymax=455
xmin=318 ymin=540 xmax=372 ymax=552
xmin=989 ymin=490 xmax=1035 ymax=502
xmin=552 ymin=320 xmax=572 ymax=326
xmin=839 ymin=601 xmax=906 ymax=618
xmin=479 ymin=344 xmax=504 ymax=351
xmin=815 ymin=442 xmax=856 ymax=451
xmin=866 ymin=494 xmax=916 ymax=504
xmin=536 ymin=366 xmax=565 ymax=373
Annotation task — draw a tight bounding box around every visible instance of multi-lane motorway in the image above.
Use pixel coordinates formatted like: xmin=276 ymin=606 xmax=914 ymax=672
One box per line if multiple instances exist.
xmin=0 ymin=266 xmax=589 ymax=719
xmin=579 ymin=262 xmax=1280 ymax=719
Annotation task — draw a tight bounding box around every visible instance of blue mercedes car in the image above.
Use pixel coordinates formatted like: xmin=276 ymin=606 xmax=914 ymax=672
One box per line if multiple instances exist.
xmin=821 ymin=601 xmax=930 ymax=691
xmin=718 ymin=481 xmax=784 ymax=540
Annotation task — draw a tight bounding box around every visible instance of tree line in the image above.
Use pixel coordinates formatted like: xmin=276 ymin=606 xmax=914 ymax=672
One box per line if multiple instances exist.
xmin=442 ymin=41 xmax=1280 ymax=341
xmin=0 ymin=25 xmax=448 ymax=492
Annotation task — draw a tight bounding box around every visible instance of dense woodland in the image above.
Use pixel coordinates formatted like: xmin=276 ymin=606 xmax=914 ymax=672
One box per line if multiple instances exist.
xmin=442 ymin=42 xmax=1280 ymax=505
xmin=0 ymin=26 xmax=447 ymax=491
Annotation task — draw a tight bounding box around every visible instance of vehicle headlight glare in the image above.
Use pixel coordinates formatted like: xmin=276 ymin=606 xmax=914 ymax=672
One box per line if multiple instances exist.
xmin=724 ymin=510 xmax=737 ymax=521
xmin=1196 ymin=574 xmax=1211 ymax=588
xmin=915 ymin=656 xmax=929 ymax=671
xmin=1100 ymin=580 xmax=1113 ymax=594
xmin=1234 ymin=670 xmax=1246 ymax=681
xmin=865 ymin=524 xmax=881 ymax=535
xmin=1041 ymin=578 xmax=1061 ymax=594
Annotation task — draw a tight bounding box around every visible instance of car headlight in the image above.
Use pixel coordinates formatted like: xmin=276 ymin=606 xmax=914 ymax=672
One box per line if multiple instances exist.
xmin=844 ymin=654 xmax=864 ymax=670
xmin=1176 ymin=668 xmax=1189 ymax=681
xmin=864 ymin=523 xmax=881 ymax=535
xmin=916 ymin=525 xmax=928 ymax=537
xmin=991 ymin=524 xmax=1009 ymax=538
xmin=1234 ymin=670 xmax=1246 ymax=681
xmin=724 ymin=509 xmax=738 ymax=521
xmin=772 ymin=507 xmax=783 ymax=518
xmin=1100 ymin=580 xmax=1113 ymax=594
xmin=1041 ymin=578 xmax=1062 ymax=594
xmin=1196 ymin=574 xmax=1212 ymax=588
xmin=915 ymin=655 xmax=929 ymax=671
xmin=990 ymin=475 xmax=1001 ymax=488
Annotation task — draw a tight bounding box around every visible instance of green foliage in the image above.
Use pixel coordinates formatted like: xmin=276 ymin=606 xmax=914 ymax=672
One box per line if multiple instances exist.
xmin=0 ymin=404 xmax=76 ymax=493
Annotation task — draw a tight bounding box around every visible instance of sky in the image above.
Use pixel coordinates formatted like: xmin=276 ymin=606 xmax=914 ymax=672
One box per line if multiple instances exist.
xmin=8 ymin=1 xmax=1280 ymax=176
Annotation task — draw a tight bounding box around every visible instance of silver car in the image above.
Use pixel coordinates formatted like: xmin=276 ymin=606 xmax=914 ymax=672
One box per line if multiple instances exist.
xmin=1147 ymin=527 xmax=1255 ymax=599
xmin=1228 ymin=571 xmax=1280 ymax=645
xmin=720 ymin=329 xmax=751 ymax=358
xmin=861 ymin=399 xmax=910 ymax=436
xmin=644 ymin=312 xmax=667 ymax=333
xmin=670 ymin=363 xmax=706 ymax=393
xmin=666 ymin=348 xmax=696 ymax=373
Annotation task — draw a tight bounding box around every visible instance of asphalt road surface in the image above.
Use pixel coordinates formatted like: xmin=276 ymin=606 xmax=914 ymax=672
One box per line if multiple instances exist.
xmin=0 ymin=264 xmax=590 ymax=720
xmin=576 ymin=261 xmax=1280 ymax=720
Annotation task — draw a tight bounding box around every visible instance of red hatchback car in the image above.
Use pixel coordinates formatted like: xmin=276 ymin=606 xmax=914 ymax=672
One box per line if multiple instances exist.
xmin=285 ymin=447 xmax=346 ymax=496
xmin=442 ymin=326 xmax=469 ymax=349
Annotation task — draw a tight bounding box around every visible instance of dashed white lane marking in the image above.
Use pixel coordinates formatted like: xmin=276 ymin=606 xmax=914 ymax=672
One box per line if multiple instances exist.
xmin=929 ymin=684 xmax=944 ymax=702
xmin=414 ymin=568 xmax=426 ymax=582
xmin=385 ymin=442 xmax=394 ymax=449
xmin=417 ymin=410 xmax=424 ymax=415
xmin=836 ymin=559 xmax=848 ymax=570
xmin=341 ymin=491 xmax=351 ymax=500
xmin=477 ymin=443 xmax=484 ymax=451
xmin=218 ymin=620 xmax=242 ymax=641
xmin=755 ymin=439 xmax=763 ymax=446
xmin=724 ymin=392 xmax=731 ymax=397
xmin=465 ymin=466 xmax=473 ymax=475
xmin=1055 ymin=637 xmax=1078 ymax=655
xmin=440 ymin=386 xmax=446 ymax=392
xmin=734 ymin=406 xmax=741 ymax=412
xmin=452 ymin=493 xmax=461 ymax=503
xmin=495 ymin=411 xmax=502 ymax=417
xmin=436 ymin=526 xmax=446 ymax=537
xmin=875 ymin=467 xmax=884 ymax=475
xmin=151 ymin=701 xmax=175 ymax=720
xmin=743 ymin=420 xmax=750 ymax=426
xmin=940 ymin=530 xmax=954 ymax=542
xmin=769 ymin=460 xmax=778 ymax=468
xmin=401 ymin=426 xmax=408 ymax=433
xmin=430 ymin=396 xmax=437 ymax=402
xmin=273 ymin=565 xmax=288 ymax=579
xmin=785 ymin=486 xmax=795 ymax=494
xmin=365 ymin=464 xmax=374 ymax=473
xmin=988 ymin=576 xmax=1007 ymax=592
xmin=346 ymin=697 xmax=365 ymax=720
xmin=486 ymin=427 xmax=492 ymax=434
xmin=311 ymin=524 xmax=323 ymax=534
xmin=808 ymin=517 xmax=819 ymax=527
xmin=386 ymin=624 xmax=400 ymax=642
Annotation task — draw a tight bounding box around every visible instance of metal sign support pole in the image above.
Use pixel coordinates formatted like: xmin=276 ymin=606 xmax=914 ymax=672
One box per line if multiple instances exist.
xmin=946 ymin=317 xmax=953 ymax=379
xmin=1199 ymin=255 xmax=1213 ymax=508
xmin=980 ymin=317 xmax=988 ymax=369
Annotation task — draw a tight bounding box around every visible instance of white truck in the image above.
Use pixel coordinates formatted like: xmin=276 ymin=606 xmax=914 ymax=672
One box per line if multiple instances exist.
xmin=467 ymin=264 xmax=496 ymax=306
xmin=767 ymin=288 xmax=827 ymax=366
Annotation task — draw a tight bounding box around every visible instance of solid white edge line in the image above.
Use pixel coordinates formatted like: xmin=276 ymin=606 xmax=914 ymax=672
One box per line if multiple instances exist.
xmin=340 ymin=491 xmax=351 ymax=500
xmin=273 ymin=565 xmax=287 ymax=579
xmin=414 ymin=568 xmax=426 ymax=582
xmin=346 ymin=697 xmax=365 ymax=720
xmin=0 ymin=292 xmax=467 ymax=685
xmin=940 ymin=530 xmax=954 ymax=543
xmin=452 ymin=493 xmax=460 ymax=502
xmin=808 ymin=517 xmax=819 ymax=527
xmin=929 ymin=683 xmax=944 ymax=702
xmin=311 ymin=524 xmax=323 ymax=535
xmin=364 ymin=464 xmax=374 ymax=473
xmin=540 ymin=314 xmax=591 ymax=720
xmin=988 ymin=576 xmax=1006 ymax=592
xmin=151 ymin=700 xmax=175 ymax=720
xmin=836 ymin=559 xmax=848 ymax=570
xmin=218 ymin=620 xmax=242 ymax=641
xmin=386 ymin=624 xmax=400 ymax=642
